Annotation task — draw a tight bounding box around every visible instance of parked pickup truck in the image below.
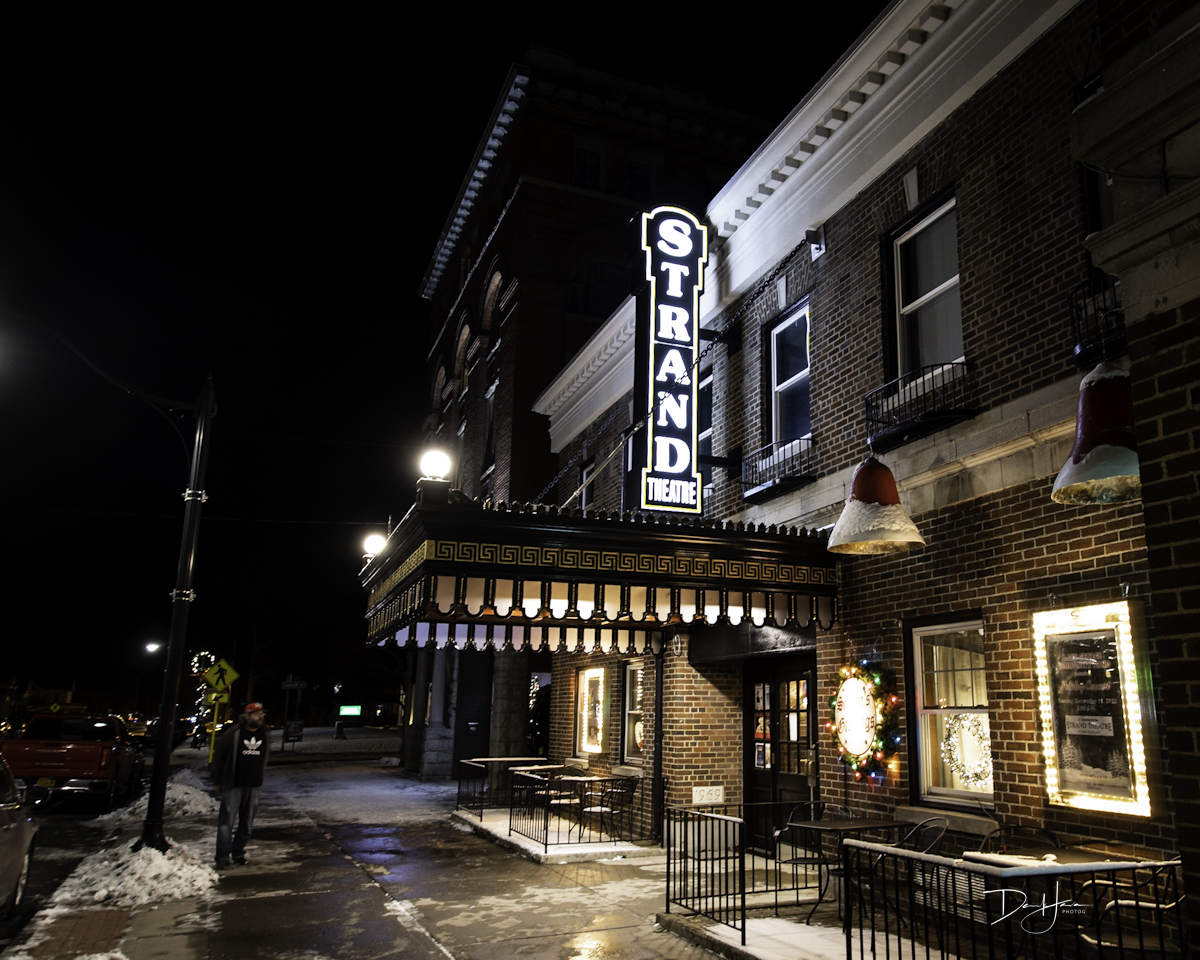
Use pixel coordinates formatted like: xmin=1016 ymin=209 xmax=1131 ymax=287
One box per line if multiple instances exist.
xmin=0 ymin=714 xmax=144 ymax=812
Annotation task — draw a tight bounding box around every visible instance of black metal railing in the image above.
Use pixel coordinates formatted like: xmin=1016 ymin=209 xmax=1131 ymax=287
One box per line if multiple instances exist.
xmin=865 ymin=361 xmax=973 ymax=452
xmin=741 ymin=438 xmax=817 ymax=498
xmin=843 ymin=838 xmax=1186 ymax=959
xmin=666 ymin=807 xmax=746 ymax=942
xmin=455 ymin=756 xmax=552 ymax=820
xmin=1069 ymin=272 xmax=1125 ymax=369
xmin=509 ymin=772 xmax=654 ymax=852
xmin=665 ymin=802 xmax=826 ymax=945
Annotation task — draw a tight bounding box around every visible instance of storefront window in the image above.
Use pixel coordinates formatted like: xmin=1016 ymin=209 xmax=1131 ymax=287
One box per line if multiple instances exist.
xmin=622 ymin=661 xmax=646 ymax=765
xmin=913 ymin=620 xmax=993 ymax=802
xmin=578 ymin=666 xmax=605 ymax=755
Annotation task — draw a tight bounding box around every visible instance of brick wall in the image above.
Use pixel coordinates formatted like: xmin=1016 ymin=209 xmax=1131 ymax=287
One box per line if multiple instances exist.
xmin=548 ymin=643 xmax=744 ymax=811
xmin=832 ymin=474 xmax=1174 ymax=857
xmin=1127 ymin=294 xmax=1200 ymax=896
xmin=707 ymin=1 xmax=1095 ymax=506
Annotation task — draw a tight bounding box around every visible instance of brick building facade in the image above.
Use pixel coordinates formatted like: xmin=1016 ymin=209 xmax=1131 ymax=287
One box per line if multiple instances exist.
xmin=527 ymin=0 xmax=1190 ymax=869
xmin=364 ymin=1 xmax=1198 ymax=930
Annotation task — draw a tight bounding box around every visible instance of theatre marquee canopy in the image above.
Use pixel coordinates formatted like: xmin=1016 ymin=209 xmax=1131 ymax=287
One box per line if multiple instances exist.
xmin=362 ymin=498 xmax=838 ymax=655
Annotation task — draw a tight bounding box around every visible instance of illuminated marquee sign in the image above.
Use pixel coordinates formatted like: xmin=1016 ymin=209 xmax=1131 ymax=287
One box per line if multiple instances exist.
xmin=1033 ymin=602 xmax=1152 ymax=816
xmin=640 ymin=206 xmax=708 ymax=513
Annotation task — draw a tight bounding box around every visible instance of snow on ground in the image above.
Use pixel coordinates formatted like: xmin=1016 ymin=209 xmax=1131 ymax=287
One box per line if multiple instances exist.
xmin=98 ymin=768 xmax=218 ymax=825
xmin=51 ymin=836 xmax=217 ymax=908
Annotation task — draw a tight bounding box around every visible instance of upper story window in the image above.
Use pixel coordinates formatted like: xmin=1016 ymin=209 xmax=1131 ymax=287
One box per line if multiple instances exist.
xmin=574 ymin=146 xmax=603 ymax=191
xmin=579 ymin=458 xmax=596 ymax=510
xmin=895 ymin=199 xmax=963 ymax=375
xmin=911 ymin=619 xmax=993 ymax=805
xmin=771 ymin=305 xmax=811 ymax=443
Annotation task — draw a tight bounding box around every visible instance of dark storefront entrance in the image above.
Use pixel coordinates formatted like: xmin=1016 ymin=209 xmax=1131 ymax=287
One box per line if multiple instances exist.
xmin=745 ymin=654 xmax=818 ymax=850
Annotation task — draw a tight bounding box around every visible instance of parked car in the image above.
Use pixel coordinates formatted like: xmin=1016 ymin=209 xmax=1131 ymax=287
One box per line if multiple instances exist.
xmin=0 ymin=755 xmax=36 ymax=917
xmin=0 ymin=714 xmax=143 ymax=813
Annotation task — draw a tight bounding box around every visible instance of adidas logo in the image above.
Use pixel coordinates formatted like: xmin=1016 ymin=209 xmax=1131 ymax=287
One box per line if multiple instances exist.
xmin=242 ymin=736 xmax=262 ymax=756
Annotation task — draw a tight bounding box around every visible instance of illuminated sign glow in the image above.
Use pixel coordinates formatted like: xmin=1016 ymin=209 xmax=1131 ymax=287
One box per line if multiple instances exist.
xmin=339 ymin=705 xmax=362 ymax=717
xmin=1032 ymin=602 xmax=1151 ymax=817
xmin=640 ymin=206 xmax=708 ymax=513
xmin=835 ymin=676 xmax=877 ymax=758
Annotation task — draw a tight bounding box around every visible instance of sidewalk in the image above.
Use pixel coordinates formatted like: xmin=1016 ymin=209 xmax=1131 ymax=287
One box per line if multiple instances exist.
xmin=2 ymin=743 xmax=859 ymax=960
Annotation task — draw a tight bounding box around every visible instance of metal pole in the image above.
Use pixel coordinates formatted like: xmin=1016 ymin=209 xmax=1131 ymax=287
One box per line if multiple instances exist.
xmin=135 ymin=376 xmax=216 ymax=852
xmin=652 ymin=635 xmax=666 ymax=842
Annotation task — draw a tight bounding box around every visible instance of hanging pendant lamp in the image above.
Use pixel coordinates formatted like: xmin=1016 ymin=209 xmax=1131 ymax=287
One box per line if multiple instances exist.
xmin=1051 ymin=359 xmax=1141 ymax=504
xmin=828 ymin=457 xmax=925 ymax=554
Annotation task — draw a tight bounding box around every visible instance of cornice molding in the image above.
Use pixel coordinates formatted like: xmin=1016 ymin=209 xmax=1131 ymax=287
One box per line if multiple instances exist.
xmin=533 ymin=296 xmax=638 ymax=452
xmin=700 ymin=0 xmax=1080 ymax=323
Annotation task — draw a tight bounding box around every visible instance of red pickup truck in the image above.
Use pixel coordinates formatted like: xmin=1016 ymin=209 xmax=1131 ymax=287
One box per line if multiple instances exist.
xmin=0 ymin=714 xmax=144 ymax=812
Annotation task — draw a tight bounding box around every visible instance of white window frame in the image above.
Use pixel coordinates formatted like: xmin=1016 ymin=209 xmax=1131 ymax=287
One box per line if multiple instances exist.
xmin=912 ymin=619 xmax=993 ymax=805
xmin=768 ymin=304 xmax=811 ymax=465
xmin=579 ymin=459 xmax=596 ymax=510
xmin=893 ymin=198 xmax=963 ymax=378
xmin=621 ymin=660 xmax=646 ymax=766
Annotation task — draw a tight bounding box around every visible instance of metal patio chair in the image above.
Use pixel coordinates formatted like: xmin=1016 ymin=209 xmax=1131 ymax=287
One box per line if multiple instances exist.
xmin=773 ymin=801 xmax=853 ymax=923
xmin=580 ymin=777 xmax=639 ymax=840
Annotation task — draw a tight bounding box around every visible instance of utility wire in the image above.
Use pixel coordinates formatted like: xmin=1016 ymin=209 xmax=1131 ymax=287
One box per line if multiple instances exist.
xmin=0 ymin=307 xmax=196 ymax=468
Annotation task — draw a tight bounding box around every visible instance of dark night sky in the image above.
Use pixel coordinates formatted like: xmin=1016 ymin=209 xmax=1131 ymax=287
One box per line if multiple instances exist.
xmin=1 ymin=8 xmax=892 ymax=714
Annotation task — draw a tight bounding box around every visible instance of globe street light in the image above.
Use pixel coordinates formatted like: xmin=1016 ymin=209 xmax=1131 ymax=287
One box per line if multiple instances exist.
xmin=419 ymin=449 xmax=451 ymax=480
xmin=363 ymin=534 xmax=387 ymax=558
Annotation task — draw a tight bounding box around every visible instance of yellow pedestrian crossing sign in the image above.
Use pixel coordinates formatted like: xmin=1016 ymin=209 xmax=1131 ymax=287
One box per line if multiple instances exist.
xmin=206 ymin=691 xmax=230 ymax=704
xmin=203 ymin=659 xmax=239 ymax=691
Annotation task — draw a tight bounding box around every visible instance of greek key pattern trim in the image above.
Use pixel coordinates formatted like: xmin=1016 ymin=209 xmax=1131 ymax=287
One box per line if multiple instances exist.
xmin=427 ymin=539 xmax=835 ymax=586
xmin=368 ymin=541 xmax=431 ymax=608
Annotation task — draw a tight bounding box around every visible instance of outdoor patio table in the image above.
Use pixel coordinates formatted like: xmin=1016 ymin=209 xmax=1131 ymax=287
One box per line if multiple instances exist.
xmin=535 ymin=774 xmax=600 ymax=840
xmin=783 ymin=817 xmax=905 ymax=919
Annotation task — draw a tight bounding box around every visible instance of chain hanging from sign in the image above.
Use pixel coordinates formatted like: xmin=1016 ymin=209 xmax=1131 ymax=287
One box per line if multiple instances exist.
xmin=828 ymin=661 xmax=901 ymax=781
xmin=640 ymin=206 xmax=707 ymax=514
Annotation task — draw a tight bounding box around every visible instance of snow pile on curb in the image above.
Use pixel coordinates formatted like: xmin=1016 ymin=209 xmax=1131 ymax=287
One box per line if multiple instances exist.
xmin=52 ymin=837 xmax=217 ymax=907
xmin=100 ymin=768 xmax=218 ymax=824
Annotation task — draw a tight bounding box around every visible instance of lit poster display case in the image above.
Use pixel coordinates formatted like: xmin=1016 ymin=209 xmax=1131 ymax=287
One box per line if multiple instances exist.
xmin=1032 ymin=601 xmax=1155 ymax=816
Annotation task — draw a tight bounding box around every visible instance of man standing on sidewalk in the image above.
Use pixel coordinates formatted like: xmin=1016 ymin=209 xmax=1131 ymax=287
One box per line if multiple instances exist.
xmin=211 ymin=702 xmax=269 ymax=868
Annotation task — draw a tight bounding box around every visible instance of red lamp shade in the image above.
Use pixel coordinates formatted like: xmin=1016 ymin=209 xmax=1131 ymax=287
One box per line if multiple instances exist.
xmin=828 ymin=457 xmax=926 ymax=554
xmin=1051 ymin=360 xmax=1141 ymax=505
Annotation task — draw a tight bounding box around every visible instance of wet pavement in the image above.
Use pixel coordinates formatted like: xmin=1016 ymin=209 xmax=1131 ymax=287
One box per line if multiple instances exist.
xmin=0 ymin=748 xmax=715 ymax=960
xmin=1 ymin=743 xmax=842 ymax=960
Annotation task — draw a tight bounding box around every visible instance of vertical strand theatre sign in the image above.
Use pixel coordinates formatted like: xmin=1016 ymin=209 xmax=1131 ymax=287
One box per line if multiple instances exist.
xmin=640 ymin=205 xmax=708 ymax=513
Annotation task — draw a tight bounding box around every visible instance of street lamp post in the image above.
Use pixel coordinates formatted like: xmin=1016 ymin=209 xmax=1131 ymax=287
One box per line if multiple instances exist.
xmin=134 ymin=376 xmax=216 ymax=853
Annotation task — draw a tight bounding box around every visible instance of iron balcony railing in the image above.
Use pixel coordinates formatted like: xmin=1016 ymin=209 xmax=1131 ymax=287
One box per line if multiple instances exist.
xmin=664 ymin=801 xmax=826 ymax=945
xmin=842 ymin=838 xmax=1186 ymax=959
xmin=865 ymin=362 xmax=973 ymax=452
xmin=741 ymin=438 xmax=818 ymax=501
xmin=508 ymin=771 xmax=656 ymax=853
xmin=1069 ymin=272 xmax=1125 ymax=369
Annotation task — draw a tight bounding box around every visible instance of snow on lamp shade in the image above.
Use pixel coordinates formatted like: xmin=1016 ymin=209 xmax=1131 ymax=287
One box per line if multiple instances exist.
xmin=828 ymin=457 xmax=925 ymax=554
xmin=1051 ymin=360 xmax=1141 ymax=504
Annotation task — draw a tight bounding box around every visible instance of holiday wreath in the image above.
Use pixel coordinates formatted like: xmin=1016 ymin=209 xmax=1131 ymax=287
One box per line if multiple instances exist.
xmin=828 ymin=661 xmax=902 ymax=780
